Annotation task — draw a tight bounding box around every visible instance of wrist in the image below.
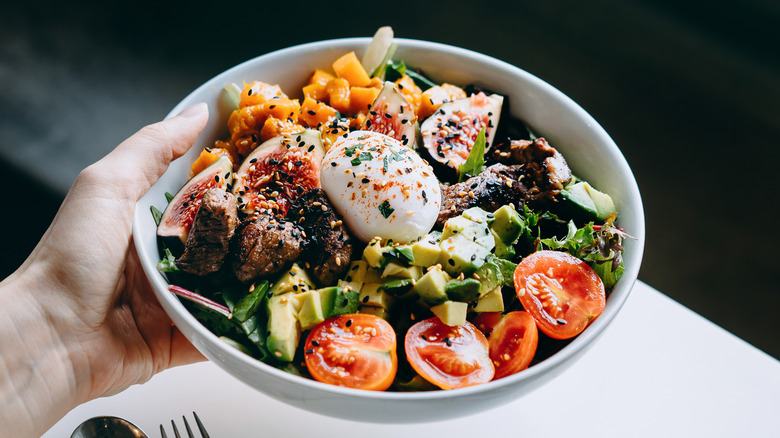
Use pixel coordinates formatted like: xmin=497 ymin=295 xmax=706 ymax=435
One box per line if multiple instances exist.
xmin=0 ymin=263 xmax=82 ymax=437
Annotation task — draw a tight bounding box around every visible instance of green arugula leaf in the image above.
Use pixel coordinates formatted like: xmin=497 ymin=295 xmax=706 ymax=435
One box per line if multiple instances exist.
xmin=156 ymin=248 xmax=179 ymax=272
xmin=458 ymin=128 xmax=486 ymax=183
xmin=150 ymin=205 xmax=163 ymax=226
xmin=165 ymin=192 xmax=174 ymax=203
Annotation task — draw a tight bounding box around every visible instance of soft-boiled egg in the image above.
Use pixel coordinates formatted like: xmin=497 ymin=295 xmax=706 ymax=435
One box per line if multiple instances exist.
xmin=321 ymin=130 xmax=441 ymax=243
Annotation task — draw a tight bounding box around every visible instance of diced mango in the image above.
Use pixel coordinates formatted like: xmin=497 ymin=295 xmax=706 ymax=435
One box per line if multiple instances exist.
xmin=300 ymin=97 xmax=337 ymax=128
xmin=309 ymin=69 xmax=335 ymax=87
xmin=418 ymin=83 xmax=467 ymax=119
xmin=239 ymin=81 xmax=287 ymax=108
xmin=395 ymin=75 xmax=423 ymax=115
xmin=332 ymin=51 xmax=371 ymax=87
xmin=303 ymin=83 xmax=329 ymax=102
xmin=349 ymin=86 xmax=381 ymax=114
xmin=190 ymin=147 xmax=232 ymax=176
xmin=264 ymin=98 xmax=301 ymax=123
xmin=259 ymin=117 xmax=305 ymax=142
xmin=367 ymin=77 xmax=383 ymax=89
xmin=319 ymin=117 xmax=350 ymax=151
xmin=327 ymin=78 xmax=351 ymax=113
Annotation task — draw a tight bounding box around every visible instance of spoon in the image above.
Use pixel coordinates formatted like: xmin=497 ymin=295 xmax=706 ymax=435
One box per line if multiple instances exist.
xmin=70 ymin=416 xmax=148 ymax=438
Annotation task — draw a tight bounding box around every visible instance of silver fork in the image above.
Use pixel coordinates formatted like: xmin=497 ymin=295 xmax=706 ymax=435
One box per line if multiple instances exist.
xmin=159 ymin=412 xmax=210 ymax=438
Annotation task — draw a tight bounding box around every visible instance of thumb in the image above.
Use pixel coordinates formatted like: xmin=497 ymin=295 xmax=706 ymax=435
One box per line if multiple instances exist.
xmin=98 ymin=102 xmax=209 ymax=202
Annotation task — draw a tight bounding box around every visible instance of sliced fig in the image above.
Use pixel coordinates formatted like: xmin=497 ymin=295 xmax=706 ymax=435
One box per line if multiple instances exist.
xmin=421 ymin=92 xmax=504 ymax=170
xmin=232 ymin=129 xmax=324 ymax=216
xmin=157 ymin=156 xmax=233 ymax=254
xmin=361 ymin=81 xmax=417 ymax=148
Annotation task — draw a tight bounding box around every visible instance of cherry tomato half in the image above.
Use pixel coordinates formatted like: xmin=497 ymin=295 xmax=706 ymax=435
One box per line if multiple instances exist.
xmin=405 ymin=317 xmax=494 ymax=390
xmin=488 ymin=311 xmax=538 ymax=379
xmin=514 ymin=250 xmax=606 ymax=339
xmin=304 ymin=314 xmax=397 ymax=391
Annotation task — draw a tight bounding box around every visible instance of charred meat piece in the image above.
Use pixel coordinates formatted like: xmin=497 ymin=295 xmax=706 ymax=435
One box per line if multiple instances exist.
xmin=490 ymin=138 xmax=572 ymax=193
xmin=437 ymin=164 xmax=528 ymax=227
xmin=232 ymin=214 xmax=305 ymax=283
xmin=287 ymin=188 xmax=354 ymax=286
xmin=177 ymin=188 xmax=238 ymax=276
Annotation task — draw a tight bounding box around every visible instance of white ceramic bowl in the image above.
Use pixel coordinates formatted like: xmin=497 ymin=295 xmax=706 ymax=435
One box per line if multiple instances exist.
xmin=133 ymin=38 xmax=645 ymax=423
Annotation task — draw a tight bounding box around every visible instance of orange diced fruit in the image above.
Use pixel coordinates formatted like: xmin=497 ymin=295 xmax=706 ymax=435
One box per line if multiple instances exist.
xmin=309 ymin=69 xmax=336 ymax=87
xmin=327 ymin=78 xmax=352 ymax=113
xmin=240 ymin=81 xmax=287 ymax=108
xmin=190 ymin=147 xmax=232 ymax=176
xmin=418 ymin=83 xmax=467 ymax=119
xmin=349 ymin=86 xmax=381 ymax=114
xmin=259 ymin=117 xmax=305 ymax=142
xmin=395 ymin=75 xmax=423 ymax=115
xmin=332 ymin=51 xmax=371 ymax=87
xmin=303 ymin=83 xmax=329 ymax=102
xmin=300 ymin=97 xmax=338 ymax=128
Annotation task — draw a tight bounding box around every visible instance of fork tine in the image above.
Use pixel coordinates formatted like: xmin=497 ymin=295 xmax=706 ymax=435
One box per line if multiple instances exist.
xmin=193 ymin=412 xmax=210 ymax=438
xmin=182 ymin=415 xmax=195 ymax=438
xmin=160 ymin=424 xmax=168 ymax=438
xmin=171 ymin=419 xmax=181 ymax=438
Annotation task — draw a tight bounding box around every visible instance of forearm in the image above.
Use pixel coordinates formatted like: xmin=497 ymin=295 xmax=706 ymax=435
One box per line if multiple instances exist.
xmin=0 ymin=265 xmax=81 ymax=438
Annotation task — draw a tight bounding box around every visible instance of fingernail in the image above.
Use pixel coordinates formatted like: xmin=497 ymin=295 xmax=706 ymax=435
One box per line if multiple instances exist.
xmin=177 ymin=102 xmax=207 ymax=119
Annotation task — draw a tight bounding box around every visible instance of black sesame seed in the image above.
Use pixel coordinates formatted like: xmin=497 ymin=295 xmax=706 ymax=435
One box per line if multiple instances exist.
xmin=362 ymin=295 xmax=369 ymax=303
xmin=448 ymin=259 xmax=455 ymax=266
xmin=248 ymin=89 xmax=253 ymax=95
xmin=308 ymin=110 xmax=316 ymax=115
xmin=361 ymin=178 xmax=370 ymax=183
xmin=330 ymin=161 xmax=337 ymax=167
xmin=305 ymin=349 xmax=314 ymax=354
xmin=346 ymin=319 xmax=353 ymax=327
xmin=311 ymin=340 xmax=320 ymax=347
xmin=214 ymin=175 xmax=220 ymax=182
xmin=444 ymin=337 xmax=452 ymax=347
xmin=557 ymin=318 xmax=568 ymax=325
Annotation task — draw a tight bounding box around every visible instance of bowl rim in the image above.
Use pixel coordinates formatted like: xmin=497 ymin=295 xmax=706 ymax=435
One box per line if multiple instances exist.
xmin=134 ymin=37 xmax=645 ymax=401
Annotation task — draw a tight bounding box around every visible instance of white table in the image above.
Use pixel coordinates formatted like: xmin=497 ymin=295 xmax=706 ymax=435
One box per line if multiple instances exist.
xmin=43 ymin=281 xmax=780 ymax=437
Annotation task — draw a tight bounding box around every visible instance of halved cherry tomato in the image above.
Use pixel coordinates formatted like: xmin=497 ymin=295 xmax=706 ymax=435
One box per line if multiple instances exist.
xmin=471 ymin=311 xmax=504 ymax=337
xmin=514 ymin=250 xmax=606 ymax=340
xmin=488 ymin=311 xmax=538 ymax=379
xmin=304 ymin=314 xmax=397 ymax=391
xmin=405 ymin=317 xmax=494 ymax=390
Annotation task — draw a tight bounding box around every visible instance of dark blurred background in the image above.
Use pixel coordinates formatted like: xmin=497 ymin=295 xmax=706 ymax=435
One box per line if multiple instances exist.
xmin=2 ymin=1 xmax=778 ymax=358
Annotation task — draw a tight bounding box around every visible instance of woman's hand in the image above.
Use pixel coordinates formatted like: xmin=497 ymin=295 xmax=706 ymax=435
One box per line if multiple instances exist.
xmin=0 ymin=103 xmax=209 ymax=437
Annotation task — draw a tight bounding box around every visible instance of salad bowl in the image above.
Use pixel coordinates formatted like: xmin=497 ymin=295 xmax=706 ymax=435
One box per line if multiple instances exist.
xmin=132 ymin=37 xmax=645 ymax=423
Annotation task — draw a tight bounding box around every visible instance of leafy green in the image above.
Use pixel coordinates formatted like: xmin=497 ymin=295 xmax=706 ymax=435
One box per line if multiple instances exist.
xmin=150 ymin=205 xmax=163 ymax=226
xmin=384 ymin=59 xmax=437 ymax=90
xmin=156 ymin=248 xmax=179 ymax=272
xmin=165 ymin=192 xmax=174 ymax=203
xmin=458 ymin=128 xmax=487 ymax=183
xmin=233 ymin=281 xmax=269 ymax=323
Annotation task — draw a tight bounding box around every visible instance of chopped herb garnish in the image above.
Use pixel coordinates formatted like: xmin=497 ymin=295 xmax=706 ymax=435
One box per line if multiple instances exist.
xmin=383 ymin=155 xmax=389 ymax=172
xmin=344 ymin=146 xmax=357 ymax=157
xmin=378 ymin=200 xmax=395 ymax=218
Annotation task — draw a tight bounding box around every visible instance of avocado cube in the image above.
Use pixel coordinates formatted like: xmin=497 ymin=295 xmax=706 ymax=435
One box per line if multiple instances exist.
xmin=474 ymin=287 xmax=504 ymax=312
xmin=445 ymin=278 xmax=482 ymax=302
xmin=269 ymin=263 xmax=315 ymax=296
xmin=462 ymin=207 xmax=493 ymax=224
xmin=266 ymin=293 xmax=300 ymax=362
xmin=491 ymin=230 xmax=517 ymax=260
xmin=442 ymin=216 xmax=495 ymax=251
xmin=363 ymin=266 xmax=383 ymax=283
xmin=561 ymin=182 xmax=599 ymax=220
xmin=410 ymin=236 xmax=442 ymax=267
xmin=490 ymin=205 xmax=523 ymax=244
xmin=339 ymin=260 xmax=367 ymax=292
xmin=583 ymin=182 xmax=617 ymax=220
xmin=319 ymin=286 xmax=359 ymax=318
xmin=382 ymin=263 xmax=422 ymax=279
xmin=431 ymin=300 xmax=468 ymax=327
xmin=413 ymin=266 xmax=450 ymax=305
xmin=379 ymin=278 xmax=415 ymax=298
xmin=438 ymin=234 xmax=491 ymax=276
xmin=359 ymin=305 xmax=391 ymax=320
xmin=295 ymin=290 xmax=325 ymax=330
xmin=363 ymin=238 xmax=386 ymax=268
xmin=474 ymin=259 xmax=504 ymax=295
xmin=359 ymin=283 xmax=396 ymax=309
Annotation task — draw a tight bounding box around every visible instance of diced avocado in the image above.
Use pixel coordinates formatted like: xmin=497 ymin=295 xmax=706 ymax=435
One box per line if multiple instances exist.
xmin=560 ymin=181 xmax=599 ymax=220
xmin=438 ymin=234 xmax=491 ymax=276
xmin=462 ymin=207 xmax=493 ymax=225
xmin=343 ymin=260 xmax=368 ymax=284
xmin=413 ymin=266 xmax=450 ymax=305
xmin=382 ymin=262 xmax=422 ymax=279
xmin=358 ymin=283 xmax=396 ymax=309
xmin=491 ymin=229 xmax=516 ymax=260
xmin=474 ymin=287 xmax=504 ymax=312
xmin=337 ymin=279 xmax=362 ymax=294
xmin=583 ymin=182 xmax=617 ymax=220
xmin=269 ymin=263 xmax=315 ymax=295
xmin=363 ymin=238 xmax=387 ymax=268
xmin=363 ymin=266 xmax=383 ymax=283
xmin=295 ymin=290 xmax=325 ymax=330
xmin=359 ymin=305 xmax=391 ymax=320
xmin=431 ymin=300 xmax=468 ymax=326
xmin=474 ymin=259 xmax=504 ymax=295
xmin=441 ymin=216 xmax=494 ymax=250
xmin=319 ymin=286 xmax=360 ymax=318
xmin=445 ymin=278 xmax=482 ymax=302
xmin=380 ymin=278 xmax=415 ymax=297
xmin=410 ymin=235 xmax=442 ymax=267
xmin=490 ymin=205 xmax=523 ymax=244
xmin=266 ymin=293 xmax=300 ymax=362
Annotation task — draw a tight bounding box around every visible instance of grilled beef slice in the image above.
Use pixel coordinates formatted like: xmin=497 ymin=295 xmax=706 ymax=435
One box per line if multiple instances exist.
xmin=177 ymin=188 xmax=238 ymax=276
xmin=287 ymin=188 xmax=354 ymax=286
xmin=232 ymin=214 xmax=305 ymax=283
xmin=438 ymin=139 xmax=572 ymax=226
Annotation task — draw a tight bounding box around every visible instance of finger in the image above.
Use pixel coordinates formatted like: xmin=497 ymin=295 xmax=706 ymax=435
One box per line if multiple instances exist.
xmin=95 ymin=102 xmax=209 ymax=201
xmin=167 ymin=326 xmax=207 ymax=369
